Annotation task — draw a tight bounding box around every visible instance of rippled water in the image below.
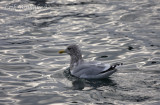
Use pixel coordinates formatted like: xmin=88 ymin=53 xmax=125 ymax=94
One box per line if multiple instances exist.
xmin=0 ymin=0 xmax=160 ymax=105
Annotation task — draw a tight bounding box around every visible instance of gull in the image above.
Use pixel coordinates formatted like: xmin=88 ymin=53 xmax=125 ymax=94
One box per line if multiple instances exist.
xmin=59 ymin=44 xmax=122 ymax=79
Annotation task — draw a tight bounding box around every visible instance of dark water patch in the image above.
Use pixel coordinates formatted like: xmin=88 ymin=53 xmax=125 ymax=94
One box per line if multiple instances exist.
xmin=35 ymin=49 xmax=59 ymax=56
xmin=95 ymin=50 xmax=126 ymax=61
xmin=4 ymin=82 xmax=26 ymax=87
xmin=151 ymin=70 xmax=160 ymax=74
xmin=17 ymin=87 xmax=38 ymax=93
xmin=85 ymin=78 xmax=117 ymax=88
xmin=0 ymin=91 xmax=8 ymax=97
xmin=23 ymin=54 xmax=39 ymax=59
xmin=150 ymin=44 xmax=160 ymax=47
xmin=18 ymin=73 xmax=42 ymax=79
xmin=0 ymin=85 xmax=19 ymax=91
xmin=0 ymin=65 xmax=33 ymax=71
xmin=143 ymin=61 xmax=160 ymax=66
xmin=36 ymin=16 xmax=54 ymax=20
xmin=72 ymin=80 xmax=85 ymax=90
xmin=34 ymin=13 xmax=102 ymax=28
xmin=119 ymin=94 xmax=151 ymax=102
xmin=50 ymin=72 xmax=65 ymax=79
xmin=92 ymin=17 xmax=111 ymax=24
xmin=8 ymin=39 xmax=49 ymax=46
xmin=151 ymin=61 xmax=157 ymax=64
xmin=128 ymin=46 xmax=134 ymax=50
xmin=22 ymin=30 xmax=53 ymax=37
xmin=125 ymin=56 xmax=149 ymax=65
xmin=141 ymin=3 xmax=156 ymax=8
xmin=20 ymin=78 xmax=44 ymax=82
xmin=0 ymin=71 xmax=9 ymax=76
xmin=120 ymin=13 xmax=139 ymax=22
xmin=30 ymin=70 xmax=45 ymax=74
xmin=150 ymin=44 xmax=155 ymax=47
xmin=153 ymin=51 xmax=160 ymax=55
xmin=29 ymin=0 xmax=47 ymax=6
xmin=15 ymin=93 xmax=67 ymax=105
xmin=138 ymin=80 xmax=158 ymax=89
xmin=0 ymin=99 xmax=15 ymax=105
xmin=100 ymin=55 xmax=108 ymax=58
xmin=101 ymin=91 xmax=151 ymax=102
xmin=9 ymin=40 xmax=34 ymax=45
xmin=33 ymin=21 xmax=55 ymax=28
xmin=29 ymin=0 xmax=103 ymax=7
xmin=116 ymin=86 xmax=136 ymax=92
xmin=0 ymin=46 xmax=33 ymax=50
xmin=71 ymin=101 xmax=78 ymax=103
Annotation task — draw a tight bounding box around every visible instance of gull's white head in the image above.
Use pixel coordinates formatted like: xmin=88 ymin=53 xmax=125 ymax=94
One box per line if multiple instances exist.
xmin=58 ymin=44 xmax=83 ymax=69
xmin=59 ymin=44 xmax=82 ymax=56
xmin=65 ymin=44 xmax=81 ymax=56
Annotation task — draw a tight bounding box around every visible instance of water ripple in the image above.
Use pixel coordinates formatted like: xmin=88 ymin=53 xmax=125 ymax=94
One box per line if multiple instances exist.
xmin=0 ymin=0 xmax=160 ymax=105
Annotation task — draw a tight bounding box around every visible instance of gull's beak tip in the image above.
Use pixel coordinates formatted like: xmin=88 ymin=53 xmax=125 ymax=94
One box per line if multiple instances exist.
xmin=58 ymin=50 xmax=65 ymax=54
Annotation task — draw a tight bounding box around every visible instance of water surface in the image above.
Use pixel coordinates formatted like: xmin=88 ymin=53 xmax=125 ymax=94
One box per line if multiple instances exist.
xmin=0 ymin=0 xmax=160 ymax=105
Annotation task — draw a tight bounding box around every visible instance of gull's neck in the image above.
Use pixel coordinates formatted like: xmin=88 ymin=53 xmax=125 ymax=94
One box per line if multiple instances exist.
xmin=70 ymin=54 xmax=83 ymax=70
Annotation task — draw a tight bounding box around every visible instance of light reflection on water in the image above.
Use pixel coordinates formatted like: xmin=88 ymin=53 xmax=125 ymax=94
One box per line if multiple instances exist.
xmin=0 ymin=0 xmax=160 ymax=105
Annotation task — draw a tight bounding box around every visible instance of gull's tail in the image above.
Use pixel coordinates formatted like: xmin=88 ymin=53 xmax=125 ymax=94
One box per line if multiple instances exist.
xmin=108 ymin=63 xmax=123 ymax=70
xmin=100 ymin=63 xmax=123 ymax=74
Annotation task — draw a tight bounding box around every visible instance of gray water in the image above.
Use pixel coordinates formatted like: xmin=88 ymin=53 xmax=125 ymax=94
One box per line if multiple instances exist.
xmin=0 ymin=0 xmax=160 ymax=105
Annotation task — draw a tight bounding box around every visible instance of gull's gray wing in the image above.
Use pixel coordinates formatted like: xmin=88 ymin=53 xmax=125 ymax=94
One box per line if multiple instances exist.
xmin=71 ymin=63 xmax=116 ymax=79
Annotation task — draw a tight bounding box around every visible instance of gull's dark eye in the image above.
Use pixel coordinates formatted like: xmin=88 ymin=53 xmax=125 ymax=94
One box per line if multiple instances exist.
xmin=68 ymin=48 xmax=71 ymax=50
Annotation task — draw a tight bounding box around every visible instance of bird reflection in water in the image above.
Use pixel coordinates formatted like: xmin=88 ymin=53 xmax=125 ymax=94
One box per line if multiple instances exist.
xmin=72 ymin=80 xmax=85 ymax=90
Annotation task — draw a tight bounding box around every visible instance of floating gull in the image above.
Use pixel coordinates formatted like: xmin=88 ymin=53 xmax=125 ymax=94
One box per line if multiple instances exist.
xmin=59 ymin=44 xmax=122 ymax=79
